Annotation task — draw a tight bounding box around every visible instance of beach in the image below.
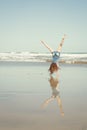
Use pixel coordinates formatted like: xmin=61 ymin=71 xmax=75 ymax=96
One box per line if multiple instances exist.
xmin=0 ymin=62 xmax=87 ymax=130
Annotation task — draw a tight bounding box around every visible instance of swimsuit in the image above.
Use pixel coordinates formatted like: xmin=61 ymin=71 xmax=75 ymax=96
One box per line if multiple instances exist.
xmin=52 ymin=51 xmax=60 ymax=63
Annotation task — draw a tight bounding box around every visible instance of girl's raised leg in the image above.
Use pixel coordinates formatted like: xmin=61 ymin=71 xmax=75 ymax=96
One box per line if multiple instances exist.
xmin=57 ymin=34 xmax=66 ymax=52
xmin=40 ymin=40 xmax=53 ymax=53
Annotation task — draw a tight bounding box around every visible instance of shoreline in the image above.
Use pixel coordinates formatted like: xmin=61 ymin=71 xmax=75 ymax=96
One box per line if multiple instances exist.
xmin=0 ymin=61 xmax=87 ymax=130
xmin=0 ymin=60 xmax=87 ymax=65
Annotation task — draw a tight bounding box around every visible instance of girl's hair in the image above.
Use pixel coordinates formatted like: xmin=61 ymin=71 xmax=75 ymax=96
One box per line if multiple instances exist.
xmin=49 ymin=63 xmax=59 ymax=74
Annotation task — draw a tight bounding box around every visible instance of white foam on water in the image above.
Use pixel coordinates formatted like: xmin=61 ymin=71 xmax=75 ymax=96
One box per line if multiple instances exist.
xmin=0 ymin=52 xmax=87 ymax=64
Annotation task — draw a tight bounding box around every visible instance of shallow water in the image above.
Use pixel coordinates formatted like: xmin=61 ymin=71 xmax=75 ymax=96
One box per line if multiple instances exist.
xmin=0 ymin=62 xmax=87 ymax=130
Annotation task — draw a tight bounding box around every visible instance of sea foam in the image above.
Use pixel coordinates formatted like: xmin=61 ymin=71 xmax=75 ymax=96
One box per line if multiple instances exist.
xmin=0 ymin=52 xmax=87 ymax=64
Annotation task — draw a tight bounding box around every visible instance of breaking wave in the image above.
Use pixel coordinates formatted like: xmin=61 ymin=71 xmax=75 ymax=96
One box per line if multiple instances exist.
xmin=0 ymin=52 xmax=87 ymax=64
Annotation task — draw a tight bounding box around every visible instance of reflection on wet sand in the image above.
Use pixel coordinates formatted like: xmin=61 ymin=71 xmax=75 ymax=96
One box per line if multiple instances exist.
xmin=42 ymin=69 xmax=64 ymax=116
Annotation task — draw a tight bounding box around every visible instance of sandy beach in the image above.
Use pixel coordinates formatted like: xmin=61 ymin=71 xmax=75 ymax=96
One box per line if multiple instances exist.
xmin=0 ymin=62 xmax=87 ymax=130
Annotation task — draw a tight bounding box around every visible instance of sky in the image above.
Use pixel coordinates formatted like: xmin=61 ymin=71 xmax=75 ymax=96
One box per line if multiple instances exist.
xmin=0 ymin=0 xmax=87 ymax=53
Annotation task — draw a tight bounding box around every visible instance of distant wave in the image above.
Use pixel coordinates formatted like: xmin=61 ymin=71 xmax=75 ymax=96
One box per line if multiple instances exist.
xmin=0 ymin=52 xmax=87 ymax=64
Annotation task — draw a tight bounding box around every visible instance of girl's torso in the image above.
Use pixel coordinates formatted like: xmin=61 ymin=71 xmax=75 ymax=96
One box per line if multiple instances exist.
xmin=52 ymin=51 xmax=60 ymax=63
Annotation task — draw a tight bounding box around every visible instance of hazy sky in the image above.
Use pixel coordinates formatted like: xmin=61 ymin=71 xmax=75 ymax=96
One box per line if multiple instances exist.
xmin=0 ymin=0 xmax=87 ymax=53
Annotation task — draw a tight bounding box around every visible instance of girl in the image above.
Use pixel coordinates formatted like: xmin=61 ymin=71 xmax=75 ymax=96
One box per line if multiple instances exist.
xmin=41 ymin=34 xmax=66 ymax=74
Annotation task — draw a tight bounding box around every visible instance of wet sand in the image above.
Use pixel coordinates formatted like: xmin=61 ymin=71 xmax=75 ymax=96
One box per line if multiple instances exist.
xmin=0 ymin=62 xmax=87 ymax=130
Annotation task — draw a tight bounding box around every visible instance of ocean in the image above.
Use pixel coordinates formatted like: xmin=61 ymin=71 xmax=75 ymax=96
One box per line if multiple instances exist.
xmin=0 ymin=52 xmax=87 ymax=64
